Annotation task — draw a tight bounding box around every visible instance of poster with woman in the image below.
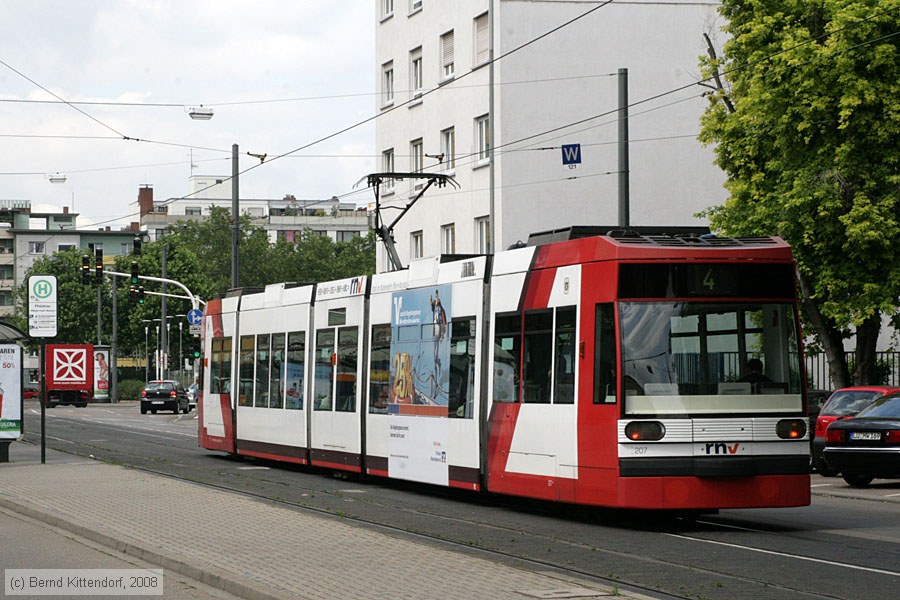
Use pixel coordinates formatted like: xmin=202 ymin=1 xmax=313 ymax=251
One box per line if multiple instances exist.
xmin=93 ymin=348 xmax=110 ymax=401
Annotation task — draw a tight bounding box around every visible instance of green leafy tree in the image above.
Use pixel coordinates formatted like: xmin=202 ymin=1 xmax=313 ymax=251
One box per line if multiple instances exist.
xmin=699 ymin=0 xmax=900 ymax=387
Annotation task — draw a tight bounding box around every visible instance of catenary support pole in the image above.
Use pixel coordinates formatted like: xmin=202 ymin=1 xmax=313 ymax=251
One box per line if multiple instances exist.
xmin=618 ymin=67 xmax=630 ymax=228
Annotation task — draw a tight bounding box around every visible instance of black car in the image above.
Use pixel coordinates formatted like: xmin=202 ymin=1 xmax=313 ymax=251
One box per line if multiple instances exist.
xmin=823 ymin=393 xmax=900 ymax=487
xmin=141 ymin=380 xmax=191 ymax=415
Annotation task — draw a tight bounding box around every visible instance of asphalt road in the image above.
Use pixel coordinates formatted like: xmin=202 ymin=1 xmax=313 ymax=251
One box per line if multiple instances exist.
xmin=18 ymin=401 xmax=900 ymax=600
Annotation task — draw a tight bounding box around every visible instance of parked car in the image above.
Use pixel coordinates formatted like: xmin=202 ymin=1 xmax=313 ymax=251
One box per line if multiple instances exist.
xmin=812 ymin=386 xmax=900 ymax=475
xmin=141 ymin=380 xmax=191 ymax=415
xmin=23 ymin=382 xmax=40 ymax=399
xmin=823 ymin=392 xmax=900 ymax=487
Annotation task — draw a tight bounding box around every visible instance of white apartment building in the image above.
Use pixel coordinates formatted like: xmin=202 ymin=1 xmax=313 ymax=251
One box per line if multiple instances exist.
xmin=375 ymin=0 xmax=726 ymax=271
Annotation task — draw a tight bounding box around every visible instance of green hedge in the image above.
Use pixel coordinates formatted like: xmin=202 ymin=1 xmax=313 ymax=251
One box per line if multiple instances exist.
xmin=117 ymin=379 xmax=145 ymax=402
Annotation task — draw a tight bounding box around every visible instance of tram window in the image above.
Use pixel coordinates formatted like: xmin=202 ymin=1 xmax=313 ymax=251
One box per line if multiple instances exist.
xmin=554 ymin=307 xmax=576 ymax=404
xmin=328 ymin=308 xmax=347 ymax=326
xmin=493 ymin=313 xmax=521 ymax=403
xmin=214 ymin=337 xmax=232 ymax=396
xmin=270 ymin=333 xmax=285 ymax=409
xmin=255 ymin=334 xmax=270 ymax=408
xmin=449 ymin=317 xmax=475 ymax=418
xmin=369 ymin=324 xmax=391 ymax=414
xmin=285 ymin=331 xmax=305 ymax=410
xmin=210 ymin=338 xmax=222 ymax=393
xmin=238 ymin=336 xmax=255 ymax=407
xmin=524 ymin=310 xmax=553 ymax=403
xmin=593 ymin=304 xmax=617 ymax=404
xmin=336 ymin=327 xmax=358 ymax=412
xmin=314 ymin=329 xmax=335 ymax=410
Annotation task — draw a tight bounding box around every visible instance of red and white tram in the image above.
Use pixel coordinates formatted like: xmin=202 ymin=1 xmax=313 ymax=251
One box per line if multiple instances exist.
xmin=199 ymin=230 xmax=811 ymax=510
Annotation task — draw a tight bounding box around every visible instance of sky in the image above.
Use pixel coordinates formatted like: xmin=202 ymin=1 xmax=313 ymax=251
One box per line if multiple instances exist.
xmin=0 ymin=1 xmax=376 ymax=229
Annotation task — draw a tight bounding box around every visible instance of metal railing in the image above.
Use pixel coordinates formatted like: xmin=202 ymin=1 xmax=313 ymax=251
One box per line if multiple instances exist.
xmin=805 ymin=351 xmax=900 ymax=390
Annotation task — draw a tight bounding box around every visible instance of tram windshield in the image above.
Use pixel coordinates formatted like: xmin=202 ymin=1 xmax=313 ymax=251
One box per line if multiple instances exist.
xmin=619 ymin=302 xmax=802 ymax=417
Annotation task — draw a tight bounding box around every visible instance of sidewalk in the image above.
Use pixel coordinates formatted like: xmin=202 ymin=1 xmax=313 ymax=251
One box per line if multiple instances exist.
xmin=0 ymin=441 xmax=653 ymax=600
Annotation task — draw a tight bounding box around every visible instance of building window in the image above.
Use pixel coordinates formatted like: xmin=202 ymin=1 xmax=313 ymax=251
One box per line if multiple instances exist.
xmin=0 ymin=291 xmax=12 ymax=307
xmin=382 ymin=148 xmax=395 ymax=193
xmin=0 ymin=265 xmax=13 ymax=279
xmin=441 ymin=224 xmax=456 ymax=254
xmin=411 ymin=230 xmax=423 ymax=259
xmin=410 ymin=47 xmax=423 ymax=97
xmin=474 ymin=13 xmax=489 ymax=66
xmin=410 ymin=138 xmax=424 ymax=192
xmin=440 ymin=30 xmax=455 ymax=80
xmin=185 ymin=207 xmax=201 ymax=216
xmin=120 ymin=243 xmax=131 ymax=254
xmin=475 ymin=216 xmax=490 ymax=254
xmin=382 ymin=61 xmax=394 ymax=106
xmin=440 ymin=127 xmax=455 ymax=170
xmin=381 ymin=0 xmax=394 ymax=19
xmin=475 ymin=114 xmax=490 ymax=163
xmin=57 ymin=244 xmax=75 ymax=253
xmin=28 ymin=241 xmax=45 ymax=254
xmin=337 ymin=231 xmax=359 ymax=243
xmin=410 ymin=0 xmax=422 ymax=13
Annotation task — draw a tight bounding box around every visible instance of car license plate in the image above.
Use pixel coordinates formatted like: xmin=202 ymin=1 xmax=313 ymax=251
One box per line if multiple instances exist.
xmin=849 ymin=432 xmax=881 ymax=441
xmin=152 ymin=401 xmax=164 ymax=405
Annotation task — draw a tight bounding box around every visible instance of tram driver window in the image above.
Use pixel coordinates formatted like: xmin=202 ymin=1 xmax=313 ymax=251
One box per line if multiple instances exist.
xmin=523 ymin=310 xmax=552 ymax=403
xmin=593 ymin=303 xmax=617 ymax=404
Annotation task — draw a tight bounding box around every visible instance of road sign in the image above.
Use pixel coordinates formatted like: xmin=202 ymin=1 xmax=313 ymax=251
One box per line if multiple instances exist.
xmin=562 ymin=144 xmax=581 ymax=168
xmin=189 ymin=324 xmax=201 ymax=336
xmin=187 ymin=308 xmax=203 ymax=326
xmin=28 ymin=275 xmax=58 ymax=338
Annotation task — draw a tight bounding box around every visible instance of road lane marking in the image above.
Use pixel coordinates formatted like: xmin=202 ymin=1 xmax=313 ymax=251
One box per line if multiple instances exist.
xmin=664 ymin=532 xmax=900 ymax=577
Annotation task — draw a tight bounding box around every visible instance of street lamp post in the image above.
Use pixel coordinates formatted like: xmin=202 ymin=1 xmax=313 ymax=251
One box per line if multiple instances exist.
xmin=144 ymin=326 xmax=149 ymax=382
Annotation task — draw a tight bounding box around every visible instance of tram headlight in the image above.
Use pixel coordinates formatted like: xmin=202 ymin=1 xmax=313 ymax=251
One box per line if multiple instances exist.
xmin=624 ymin=421 xmax=666 ymax=441
xmin=776 ymin=419 xmax=807 ymax=439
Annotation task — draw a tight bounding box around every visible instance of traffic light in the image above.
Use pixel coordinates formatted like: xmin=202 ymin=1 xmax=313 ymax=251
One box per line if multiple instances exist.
xmin=192 ymin=342 xmax=201 ymax=360
xmin=132 ymin=235 xmax=142 ymax=256
xmin=137 ymin=285 xmax=145 ymax=304
xmin=81 ymin=254 xmax=91 ymax=284
xmin=94 ymin=248 xmax=104 ymax=284
xmin=130 ymin=261 xmax=139 ymax=285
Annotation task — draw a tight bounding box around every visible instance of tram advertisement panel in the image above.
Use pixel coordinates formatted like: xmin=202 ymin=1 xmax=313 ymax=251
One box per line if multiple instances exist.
xmin=389 ymin=285 xmax=451 ymax=414
xmin=388 ymin=415 xmax=449 ymax=485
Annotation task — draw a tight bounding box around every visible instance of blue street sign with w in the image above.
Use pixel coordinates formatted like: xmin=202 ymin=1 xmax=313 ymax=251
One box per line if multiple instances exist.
xmin=562 ymin=144 xmax=581 ymax=165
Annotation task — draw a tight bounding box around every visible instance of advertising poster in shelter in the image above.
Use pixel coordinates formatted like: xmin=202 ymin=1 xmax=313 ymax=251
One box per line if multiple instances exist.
xmin=93 ymin=347 xmax=110 ymax=401
xmin=0 ymin=344 xmax=22 ymax=439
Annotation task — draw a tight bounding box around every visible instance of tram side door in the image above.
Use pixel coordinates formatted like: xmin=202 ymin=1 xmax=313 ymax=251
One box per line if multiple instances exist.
xmin=309 ymin=279 xmax=367 ymax=473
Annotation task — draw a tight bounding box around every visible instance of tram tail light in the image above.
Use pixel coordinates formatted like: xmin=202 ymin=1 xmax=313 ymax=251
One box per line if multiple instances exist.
xmin=825 ymin=429 xmax=846 ymax=443
xmin=776 ymin=419 xmax=807 ymax=439
xmin=624 ymin=421 xmax=666 ymax=441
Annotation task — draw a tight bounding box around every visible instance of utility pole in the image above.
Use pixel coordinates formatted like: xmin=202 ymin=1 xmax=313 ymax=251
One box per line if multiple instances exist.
xmin=111 ymin=276 xmax=118 ymax=403
xmin=161 ymin=244 xmax=168 ymax=379
xmin=618 ymin=67 xmax=630 ymax=228
xmin=232 ymin=143 xmax=240 ymax=289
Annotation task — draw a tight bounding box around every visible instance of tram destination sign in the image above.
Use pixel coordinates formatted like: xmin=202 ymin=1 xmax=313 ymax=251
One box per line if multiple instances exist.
xmin=28 ymin=275 xmax=58 ymax=338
